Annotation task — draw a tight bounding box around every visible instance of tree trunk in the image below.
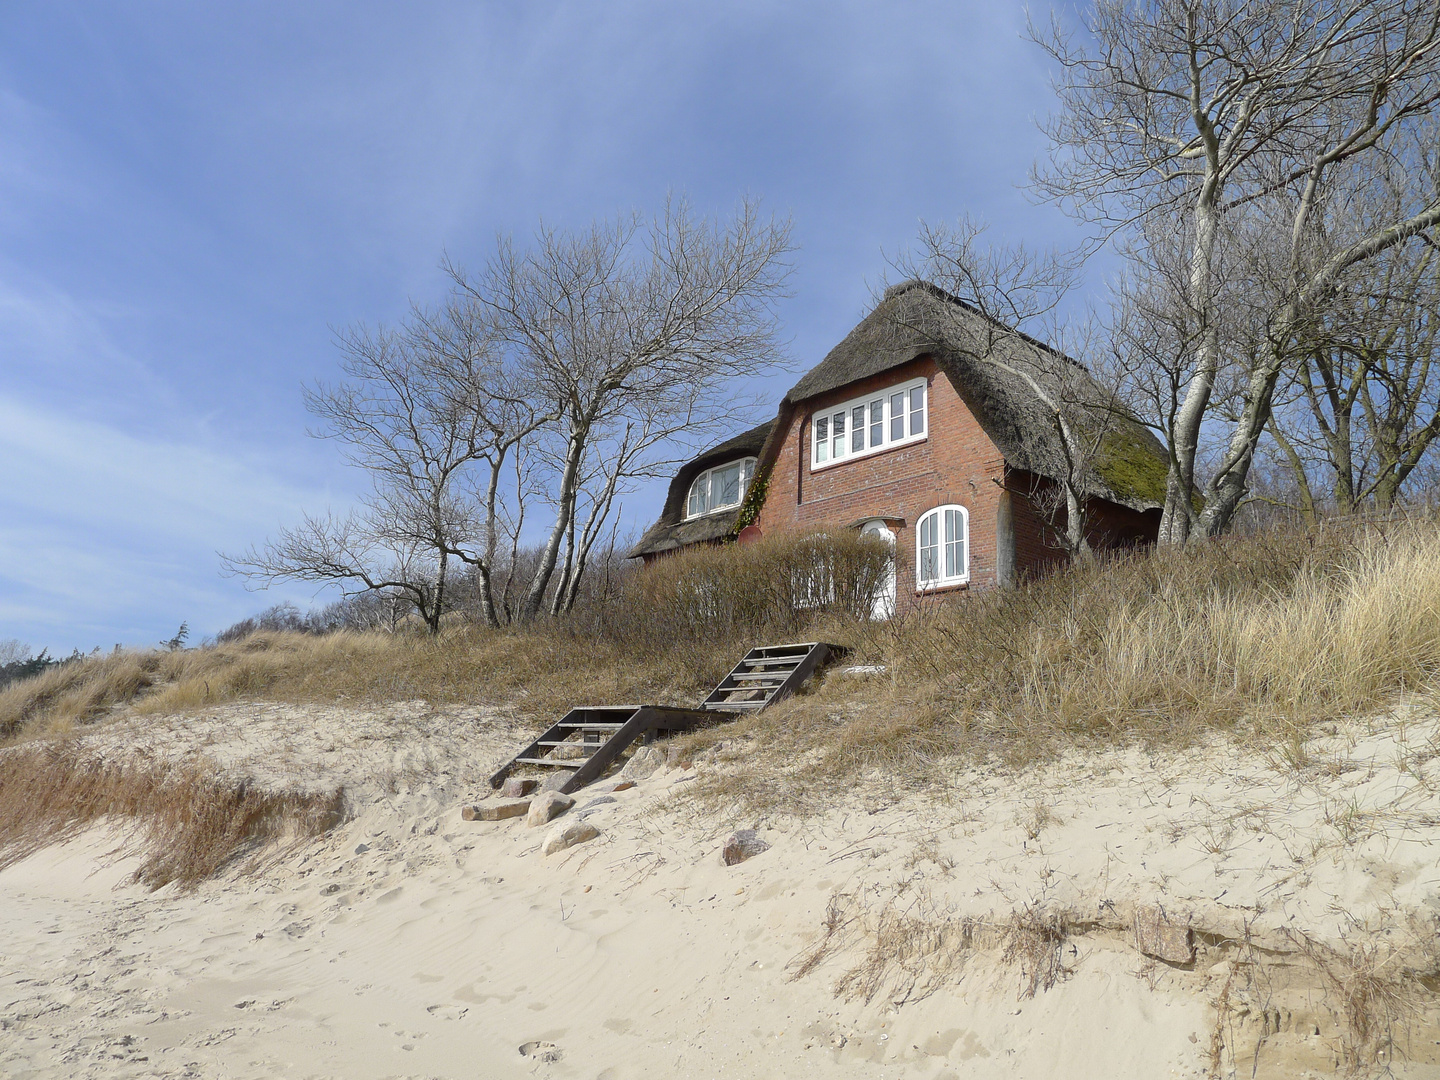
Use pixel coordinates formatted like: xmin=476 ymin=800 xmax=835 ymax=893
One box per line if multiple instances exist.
xmin=548 ymin=497 xmax=579 ymax=617
xmin=475 ymin=562 xmax=501 ymax=628
xmin=427 ymin=550 xmax=449 ymax=634
xmin=1158 ymin=192 xmax=1221 ymax=546
xmin=1266 ymin=417 xmax=1318 ymax=525
xmin=519 ymin=428 xmax=585 ymax=620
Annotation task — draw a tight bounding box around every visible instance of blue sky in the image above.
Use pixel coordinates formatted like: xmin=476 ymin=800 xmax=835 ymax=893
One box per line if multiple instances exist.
xmin=0 ymin=2 xmax=1094 ymax=652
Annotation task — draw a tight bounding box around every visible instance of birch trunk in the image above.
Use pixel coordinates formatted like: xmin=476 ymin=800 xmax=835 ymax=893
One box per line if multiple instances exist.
xmin=520 ymin=428 xmax=585 ymax=620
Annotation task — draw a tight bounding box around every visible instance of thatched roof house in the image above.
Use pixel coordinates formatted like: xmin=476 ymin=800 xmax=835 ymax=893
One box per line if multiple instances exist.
xmin=630 ymin=280 xmax=1167 ymax=590
xmin=775 ymin=279 xmax=1167 ymax=513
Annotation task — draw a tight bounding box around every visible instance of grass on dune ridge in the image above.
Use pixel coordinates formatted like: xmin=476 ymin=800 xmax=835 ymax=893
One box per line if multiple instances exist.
xmin=6 ymin=517 xmax=1440 ymax=794
xmin=0 ymin=742 xmax=342 ymax=890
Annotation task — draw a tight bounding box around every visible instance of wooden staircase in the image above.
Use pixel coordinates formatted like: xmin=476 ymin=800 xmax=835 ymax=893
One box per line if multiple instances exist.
xmin=487 ymin=642 xmax=845 ymax=795
xmin=700 ymin=642 xmax=841 ymax=712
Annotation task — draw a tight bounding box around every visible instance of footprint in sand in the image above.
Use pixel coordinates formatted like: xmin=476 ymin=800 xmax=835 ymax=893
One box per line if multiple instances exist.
xmin=519 ymin=1040 xmax=562 ymax=1063
xmin=425 ymin=1004 xmax=468 ymax=1020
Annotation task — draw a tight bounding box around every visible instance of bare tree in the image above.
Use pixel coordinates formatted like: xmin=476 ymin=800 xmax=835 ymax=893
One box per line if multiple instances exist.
xmin=223 ymin=295 xmax=550 ymax=632
xmin=450 ymin=195 xmax=794 ymax=619
xmin=404 ymin=291 xmax=556 ymax=624
xmin=1264 ymin=168 xmax=1440 ymax=517
xmin=1035 ymin=0 xmax=1440 ymax=543
xmin=897 ymin=217 xmax=1135 ymax=561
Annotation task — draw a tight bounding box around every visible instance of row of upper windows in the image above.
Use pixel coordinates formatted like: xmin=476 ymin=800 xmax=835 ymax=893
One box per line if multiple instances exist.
xmin=683 ymin=378 xmax=930 ymax=522
xmin=812 ymin=377 xmax=927 ymax=469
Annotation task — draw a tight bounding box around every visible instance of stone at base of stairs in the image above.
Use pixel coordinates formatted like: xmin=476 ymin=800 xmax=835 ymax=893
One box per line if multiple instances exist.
xmin=463 ymin=800 xmax=530 ymax=821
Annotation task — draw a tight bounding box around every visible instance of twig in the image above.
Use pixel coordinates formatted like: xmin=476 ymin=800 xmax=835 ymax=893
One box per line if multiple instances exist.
xmin=606 ymin=851 xmax=657 ymax=868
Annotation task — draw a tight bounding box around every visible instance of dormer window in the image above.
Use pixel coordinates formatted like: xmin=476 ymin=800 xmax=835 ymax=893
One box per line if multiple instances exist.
xmin=811 ymin=377 xmax=927 ymax=470
xmin=686 ymin=457 xmax=757 ymax=519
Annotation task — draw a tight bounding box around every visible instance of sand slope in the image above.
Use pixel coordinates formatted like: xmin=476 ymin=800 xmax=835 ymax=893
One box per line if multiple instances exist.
xmin=5 ymin=702 xmax=1440 ymax=1078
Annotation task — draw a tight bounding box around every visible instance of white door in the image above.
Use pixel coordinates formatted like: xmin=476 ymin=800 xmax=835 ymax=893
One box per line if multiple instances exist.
xmin=860 ymin=519 xmax=896 ymax=620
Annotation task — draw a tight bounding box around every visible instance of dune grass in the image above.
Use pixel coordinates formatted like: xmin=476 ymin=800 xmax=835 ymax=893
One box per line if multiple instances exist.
xmin=0 ymin=742 xmax=342 ymax=889
xmin=674 ymin=516 xmax=1440 ymax=810
xmin=0 ymin=529 xmax=892 ymax=744
xmin=6 ymin=518 xmax=1440 ymax=805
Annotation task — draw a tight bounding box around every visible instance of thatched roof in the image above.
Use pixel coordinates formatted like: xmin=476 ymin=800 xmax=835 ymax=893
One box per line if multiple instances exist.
xmin=785 ymin=280 xmax=1167 ymax=512
xmin=628 ymin=281 xmax=1166 ymax=559
xmin=626 ymin=421 xmax=773 ymax=558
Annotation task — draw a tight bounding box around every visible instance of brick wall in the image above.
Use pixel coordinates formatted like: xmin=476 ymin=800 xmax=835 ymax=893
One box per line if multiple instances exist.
xmin=756 ymin=357 xmax=1010 ymax=610
xmin=1005 ymin=469 xmax=1163 ymax=580
xmin=753 ymin=357 xmax=1161 ymax=610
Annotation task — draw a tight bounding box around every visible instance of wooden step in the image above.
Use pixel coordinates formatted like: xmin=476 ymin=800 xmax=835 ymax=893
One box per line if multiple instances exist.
xmin=700 ymin=642 xmax=846 ymax=714
xmin=489 ymin=649 xmax=847 ymax=795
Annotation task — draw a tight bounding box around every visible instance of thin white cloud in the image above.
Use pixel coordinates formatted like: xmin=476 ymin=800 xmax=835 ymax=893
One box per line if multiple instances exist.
xmin=0 ymin=394 xmax=351 ymax=649
xmin=0 ymin=395 xmax=330 ymax=541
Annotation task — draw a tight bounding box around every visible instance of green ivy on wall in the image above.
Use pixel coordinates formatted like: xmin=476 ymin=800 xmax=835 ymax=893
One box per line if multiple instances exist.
xmin=729 ymin=463 xmax=772 ymax=538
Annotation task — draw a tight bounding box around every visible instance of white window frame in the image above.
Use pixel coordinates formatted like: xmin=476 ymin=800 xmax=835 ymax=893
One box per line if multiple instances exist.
xmin=810 ymin=377 xmax=928 ymax=471
xmin=684 ymin=457 xmax=757 ymax=520
xmin=915 ymin=504 xmax=969 ymax=590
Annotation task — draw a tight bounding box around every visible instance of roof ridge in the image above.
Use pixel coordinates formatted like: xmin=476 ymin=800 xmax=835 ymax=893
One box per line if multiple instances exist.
xmin=877 ymin=278 xmax=1087 ymax=374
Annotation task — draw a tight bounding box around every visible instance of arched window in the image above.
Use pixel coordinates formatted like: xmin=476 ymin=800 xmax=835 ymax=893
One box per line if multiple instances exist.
xmin=916 ymin=505 xmax=968 ymax=589
xmin=686 ymin=457 xmax=757 ymax=519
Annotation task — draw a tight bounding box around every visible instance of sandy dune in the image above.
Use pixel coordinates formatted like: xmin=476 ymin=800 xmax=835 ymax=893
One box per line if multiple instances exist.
xmin=5 ymin=701 xmax=1440 ymax=1078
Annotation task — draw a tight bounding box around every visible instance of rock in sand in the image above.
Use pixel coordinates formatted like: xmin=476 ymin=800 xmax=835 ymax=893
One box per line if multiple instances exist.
xmin=542 ymin=820 xmax=600 ymax=855
xmin=526 ymin=790 xmax=575 ymax=827
xmin=464 ymin=800 xmax=530 ymax=822
xmin=620 ymin=745 xmax=665 ymax=781
xmin=1132 ymin=903 xmax=1195 ymax=964
xmin=721 ymin=829 xmax=770 ymax=866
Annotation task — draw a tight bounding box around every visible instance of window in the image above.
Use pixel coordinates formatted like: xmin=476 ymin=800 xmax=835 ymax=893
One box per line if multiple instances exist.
xmin=686 ymin=457 xmax=757 ymax=519
xmin=916 ymin=504 xmax=968 ymax=589
xmin=812 ymin=377 xmax=928 ymax=470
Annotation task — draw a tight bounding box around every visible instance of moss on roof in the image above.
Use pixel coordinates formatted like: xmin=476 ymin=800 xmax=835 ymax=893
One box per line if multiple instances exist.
xmin=1094 ymin=425 xmax=1169 ymax=508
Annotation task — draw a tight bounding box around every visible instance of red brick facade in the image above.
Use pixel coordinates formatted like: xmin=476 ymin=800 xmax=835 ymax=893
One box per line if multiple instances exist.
xmin=752 ymin=356 xmax=1160 ymax=610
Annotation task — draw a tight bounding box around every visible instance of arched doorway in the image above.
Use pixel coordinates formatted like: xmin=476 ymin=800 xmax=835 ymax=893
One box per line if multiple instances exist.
xmin=859 ymin=519 xmax=896 ymax=620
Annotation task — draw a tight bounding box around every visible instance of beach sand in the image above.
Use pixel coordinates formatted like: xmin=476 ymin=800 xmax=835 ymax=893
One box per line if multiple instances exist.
xmin=5 ymin=701 xmax=1440 ymax=1078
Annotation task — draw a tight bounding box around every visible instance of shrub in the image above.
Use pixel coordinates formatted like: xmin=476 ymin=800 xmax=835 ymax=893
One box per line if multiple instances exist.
xmin=0 ymin=650 xmax=63 ymax=693
xmin=577 ymin=529 xmax=893 ymax=651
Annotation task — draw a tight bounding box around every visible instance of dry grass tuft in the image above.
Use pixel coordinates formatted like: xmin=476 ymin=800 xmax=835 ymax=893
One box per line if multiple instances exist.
xmin=1287 ymin=930 xmax=1419 ymax=1072
xmin=790 ymin=888 xmax=979 ymax=1006
xmin=0 ymin=743 xmax=343 ymax=889
xmin=1002 ymin=903 xmax=1073 ymax=999
xmin=0 ymin=650 xmax=164 ymax=739
xmin=791 ymin=886 xmax=1084 ymax=1006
